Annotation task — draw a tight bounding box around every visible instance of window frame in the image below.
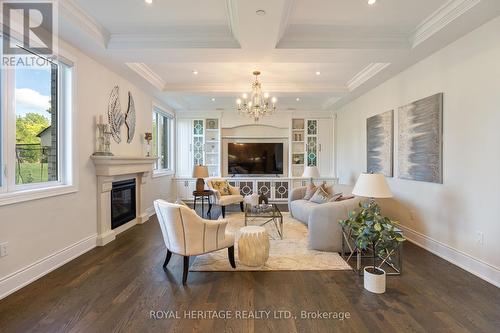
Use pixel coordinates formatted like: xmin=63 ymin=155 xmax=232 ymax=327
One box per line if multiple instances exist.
xmin=0 ymin=45 xmax=78 ymax=206
xmin=152 ymin=103 xmax=175 ymax=177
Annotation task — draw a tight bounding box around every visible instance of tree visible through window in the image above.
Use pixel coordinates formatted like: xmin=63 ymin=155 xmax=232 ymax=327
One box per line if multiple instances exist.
xmin=15 ymin=61 xmax=58 ymax=184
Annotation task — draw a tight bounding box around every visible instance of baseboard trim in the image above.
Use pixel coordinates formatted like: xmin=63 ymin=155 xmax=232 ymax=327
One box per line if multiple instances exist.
xmin=145 ymin=206 xmax=155 ymax=218
xmin=399 ymin=224 xmax=500 ymax=288
xmin=0 ymin=234 xmax=97 ymax=300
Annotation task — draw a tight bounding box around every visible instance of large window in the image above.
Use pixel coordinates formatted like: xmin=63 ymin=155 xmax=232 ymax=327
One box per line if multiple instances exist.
xmin=0 ymin=45 xmax=74 ymax=201
xmin=152 ymin=106 xmax=174 ymax=173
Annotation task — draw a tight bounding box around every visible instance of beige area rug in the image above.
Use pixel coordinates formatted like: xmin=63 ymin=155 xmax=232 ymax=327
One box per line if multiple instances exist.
xmin=190 ymin=212 xmax=352 ymax=272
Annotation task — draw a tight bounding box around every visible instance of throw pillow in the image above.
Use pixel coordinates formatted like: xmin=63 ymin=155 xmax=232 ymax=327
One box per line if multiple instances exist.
xmin=322 ymin=184 xmax=335 ymax=196
xmin=335 ymin=195 xmax=355 ymax=202
xmin=309 ymin=186 xmax=332 ymax=204
xmin=329 ymin=193 xmax=343 ymax=202
xmin=303 ymin=183 xmax=317 ymax=200
xmin=212 ymin=180 xmax=231 ymax=196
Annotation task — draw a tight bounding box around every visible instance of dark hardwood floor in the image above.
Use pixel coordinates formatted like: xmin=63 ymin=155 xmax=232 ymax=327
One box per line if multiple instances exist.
xmin=0 ymin=205 xmax=499 ymax=333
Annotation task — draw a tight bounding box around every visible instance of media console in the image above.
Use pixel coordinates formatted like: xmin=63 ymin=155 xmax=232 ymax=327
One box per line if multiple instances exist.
xmin=174 ymin=177 xmax=339 ymax=202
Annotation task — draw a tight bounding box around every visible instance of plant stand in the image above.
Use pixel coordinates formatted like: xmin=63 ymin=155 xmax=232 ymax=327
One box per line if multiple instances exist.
xmin=341 ymin=226 xmax=403 ymax=276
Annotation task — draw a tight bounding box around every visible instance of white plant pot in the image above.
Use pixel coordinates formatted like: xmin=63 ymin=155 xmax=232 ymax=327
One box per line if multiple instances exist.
xmin=364 ymin=267 xmax=386 ymax=294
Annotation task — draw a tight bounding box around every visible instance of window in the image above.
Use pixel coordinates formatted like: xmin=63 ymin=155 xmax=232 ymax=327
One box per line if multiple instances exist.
xmin=0 ymin=44 xmax=74 ymax=203
xmin=152 ymin=106 xmax=174 ymax=173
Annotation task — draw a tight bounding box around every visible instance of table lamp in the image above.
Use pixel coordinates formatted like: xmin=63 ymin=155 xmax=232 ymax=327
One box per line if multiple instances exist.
xmin=302 ymin=166 xmax=320 ymax=185
xmin=192 ymin=165 xmax=209 ymax=193
xmin=352 ymin=173 xmax=393 ymax=201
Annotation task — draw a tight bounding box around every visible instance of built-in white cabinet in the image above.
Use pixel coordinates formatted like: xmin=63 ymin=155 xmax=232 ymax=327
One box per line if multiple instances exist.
xmin=176 ymin=118 xmax=221 ymax=177
xmin=176 ymin=179 xmax=196 ymax=201
xmin=290 ymin=118 xmax=333 ymax=177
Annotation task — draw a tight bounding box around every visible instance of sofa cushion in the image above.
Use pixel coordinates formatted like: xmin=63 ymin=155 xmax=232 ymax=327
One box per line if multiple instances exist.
xmin=309 ymin=187 xmax=331 ymax=204
xmin=290 ymin=199 xmax=319 ymax=224
xmin=211 ymin=180 xmax=231 ymax=196
xmin=303 ymin=183 xmax=317 ymax=200
xmin=218 ymin=194 xmax=243 ymax=206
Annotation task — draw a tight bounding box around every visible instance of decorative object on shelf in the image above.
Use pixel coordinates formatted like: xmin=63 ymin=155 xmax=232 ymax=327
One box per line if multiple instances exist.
xmin=236 ymin=71 xmax=277 ymax=122
xmin=107 ymin=86 xmax=124 ymax=143
xmin=93 ymin=116 xmax=113 ymax=156
xmin=398 ymin=93 xmax=443 ymax=184
xmin=125 ymin=91 xmax=136 ymax=143
xmin=193 ymin=165 xmax=209 ymax=192
xmin=340 ymin=173 xmax=405 ymax=294
xmin=367 ymin=110 xmax=393 ymax=177
xmin=144 ymin=132 xmax=152 ymax=157
xmin=207 ymin=119 xmax=218 ymax=129
xmin=302 ymin=166 xmax=320 ymax=185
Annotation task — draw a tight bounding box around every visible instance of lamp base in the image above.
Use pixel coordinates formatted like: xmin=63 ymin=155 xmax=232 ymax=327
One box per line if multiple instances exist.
xmin=196 ymin=178 xmax=205 ymax=193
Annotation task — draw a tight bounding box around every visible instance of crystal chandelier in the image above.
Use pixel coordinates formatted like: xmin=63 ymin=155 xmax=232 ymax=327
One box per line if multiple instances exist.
xmin=237 ymin=71 xmax=277 ymax=122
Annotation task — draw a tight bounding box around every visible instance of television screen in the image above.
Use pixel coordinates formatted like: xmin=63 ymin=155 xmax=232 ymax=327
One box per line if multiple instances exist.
xmin=228 ymin=143 xmax=284 ymax=175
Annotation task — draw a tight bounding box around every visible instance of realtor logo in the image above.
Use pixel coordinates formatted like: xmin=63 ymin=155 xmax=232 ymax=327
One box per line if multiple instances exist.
xmin=2 ymin=1 xmax=54 ymax=55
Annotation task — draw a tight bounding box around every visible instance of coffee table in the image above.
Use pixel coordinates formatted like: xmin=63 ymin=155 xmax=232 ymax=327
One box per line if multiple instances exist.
xmin=244 ymin=204 xmax=283 ymax=239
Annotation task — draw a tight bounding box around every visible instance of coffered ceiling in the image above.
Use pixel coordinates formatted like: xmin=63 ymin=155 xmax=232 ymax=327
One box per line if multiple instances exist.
xmin=59 ymin=0 xmax=500 ymax=112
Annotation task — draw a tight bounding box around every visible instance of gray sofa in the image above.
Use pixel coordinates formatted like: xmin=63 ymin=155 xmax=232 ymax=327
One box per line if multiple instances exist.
xmin=288 ymin=184 xmax=363 ymax=252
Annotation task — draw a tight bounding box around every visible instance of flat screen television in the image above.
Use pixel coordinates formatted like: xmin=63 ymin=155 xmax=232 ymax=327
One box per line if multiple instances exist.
xmin=228 ymin=143 xmax=284 ymax=175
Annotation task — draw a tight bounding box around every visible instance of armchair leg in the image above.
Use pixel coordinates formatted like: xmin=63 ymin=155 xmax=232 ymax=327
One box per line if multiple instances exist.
xmin=221 ymin=206 xmax=226 ymax=218
xmin=163 ymin=250 xmax=172 ymax=268
xmin=240 ymin=201 xmax=244 ymax=212
xmin=182 ymin=256 xmax=190 ymax=285
xmin=228 ymin=246 xmax=236 ymax=269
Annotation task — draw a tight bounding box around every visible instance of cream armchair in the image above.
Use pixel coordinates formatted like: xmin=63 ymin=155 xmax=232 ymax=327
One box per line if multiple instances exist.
xmin=206 ymin=179 xmax=244 ymax=218
xmin=154 ymin=200 xmax=236 ymax=285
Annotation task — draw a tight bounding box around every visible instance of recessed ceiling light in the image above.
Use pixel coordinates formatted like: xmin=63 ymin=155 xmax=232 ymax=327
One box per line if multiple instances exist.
xmin=211 ymin=98 xmax=216 ymax=102
xmin=192 ymin=70 xmax=198 ymax=75
xmin=368 ymin=0 xmax=377 ymax=5
xmin=296 ymin=97 xmax=301 ymax=102
xmin=256 ymin=9 xmax=266 ymax=16
xmin=145 ymin=0 xmax=153 ymax=4
xmin=315 ymin=71 xmax=321 ymax=76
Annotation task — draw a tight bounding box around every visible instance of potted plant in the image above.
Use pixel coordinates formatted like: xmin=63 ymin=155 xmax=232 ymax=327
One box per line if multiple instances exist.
xmin=339 ymin=200 xmax=405 ymax=294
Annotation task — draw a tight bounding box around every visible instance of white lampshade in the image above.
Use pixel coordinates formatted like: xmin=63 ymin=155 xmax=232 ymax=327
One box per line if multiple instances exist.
xmin=352 ymin=173 xmax=393 ymax=198
xmin=192 ymin=165 xmax=209 ymax=178
xmin=302 ymin=166 xmax=320 ymax=179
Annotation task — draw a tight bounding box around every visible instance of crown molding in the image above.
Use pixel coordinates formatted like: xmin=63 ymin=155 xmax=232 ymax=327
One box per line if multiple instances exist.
xmin=277 ymin=25 xmax=410 ymax=49
xmin=59 ymin=0 xmax=110 ymax=48
xmin=347 ymin=63 xmax=391 ymax=92
xmin=107 ymin=26 xmax=240 ymax=49
xmin=162 ymin=83 xmax=349 ymax=93
xmin=321 ymin=96 xmax=343 ymax=110
xmin=276 ymin=0 xmax=295 ymax=47
xmin=126 ymin=63 xmax=166 ymax=91
xmin=411 ymin=0 xmax=481 ymax=48
xmin=225 ymin=0 xmax=241 ymax=47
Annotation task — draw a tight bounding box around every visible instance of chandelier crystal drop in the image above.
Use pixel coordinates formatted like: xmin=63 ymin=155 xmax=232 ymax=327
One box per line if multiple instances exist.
xmin=236 ymin=71 xmax=277 ymax=122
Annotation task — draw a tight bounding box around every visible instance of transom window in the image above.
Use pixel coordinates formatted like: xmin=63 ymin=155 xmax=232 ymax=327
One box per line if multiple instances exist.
xmin=152 ymin=106 xmax=174 ymax=172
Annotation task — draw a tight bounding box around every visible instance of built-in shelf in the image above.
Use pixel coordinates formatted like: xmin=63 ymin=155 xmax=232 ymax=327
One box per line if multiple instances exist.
xmin=292 ymin=164 xmax=305 ymax=167
xmin=292 ymin=141 xmax=304 ymax=143
xmin=205 ymin=140 xmax=219 ymax=143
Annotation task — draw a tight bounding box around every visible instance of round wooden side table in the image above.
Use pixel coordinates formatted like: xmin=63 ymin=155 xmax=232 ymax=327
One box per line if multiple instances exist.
xmin=192 ymin=190 xmax=213 ymax=217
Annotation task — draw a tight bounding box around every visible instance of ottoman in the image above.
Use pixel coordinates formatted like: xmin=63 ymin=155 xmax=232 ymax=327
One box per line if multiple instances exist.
xmin=238 ymin=226 xmax=270 ymax=267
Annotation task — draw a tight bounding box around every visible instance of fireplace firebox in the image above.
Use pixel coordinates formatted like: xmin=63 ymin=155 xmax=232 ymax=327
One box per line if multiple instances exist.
xmin=111 ymin=179 xmax=137 ymax=229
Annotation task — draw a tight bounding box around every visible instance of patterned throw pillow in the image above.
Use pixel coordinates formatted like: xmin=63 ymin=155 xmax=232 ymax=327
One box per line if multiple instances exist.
xmin=329 ymin=193 xmax=343 ymax=202
xmin=309 ymin=186 xmax=332 ymax=204
xmin=303 ymin=183 xmax=317 ymax=200
xmin=212 ymin=180 xmax=231 ymax=196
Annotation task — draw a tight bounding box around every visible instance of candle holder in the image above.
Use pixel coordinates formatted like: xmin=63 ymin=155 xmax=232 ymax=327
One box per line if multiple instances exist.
xmin=93 ymin=124 xmax=114 ymax=156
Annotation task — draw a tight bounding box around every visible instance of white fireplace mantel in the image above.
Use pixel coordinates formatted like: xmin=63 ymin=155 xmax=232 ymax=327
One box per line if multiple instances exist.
xmin=91 ymin=155 xmax=158 ymax=246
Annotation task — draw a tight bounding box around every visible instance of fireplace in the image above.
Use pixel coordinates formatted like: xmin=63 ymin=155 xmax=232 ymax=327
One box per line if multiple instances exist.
xmin=111 ymin=179 xmax=137 ymax=229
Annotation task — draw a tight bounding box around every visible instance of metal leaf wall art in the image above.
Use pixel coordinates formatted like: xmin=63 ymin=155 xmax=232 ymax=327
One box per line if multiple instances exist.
xmin=125 ymin=92 xmax=136 ymax=143
xmin=107 ymin=86 xmax=125 ymax=143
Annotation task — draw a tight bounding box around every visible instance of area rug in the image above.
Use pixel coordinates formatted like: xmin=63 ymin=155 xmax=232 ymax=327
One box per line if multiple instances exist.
xmin=190 ymin=212 xmax=352 ymax=272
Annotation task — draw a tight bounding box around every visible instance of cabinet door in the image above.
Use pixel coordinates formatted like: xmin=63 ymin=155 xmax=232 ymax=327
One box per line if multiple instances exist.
xmin=317 ymin=119 xmax=333 ymax=177
xmin=192 ymin=119 xmax=205 ymax=166
xmin=176 ymin=119 xmax=193 ymax=177
xmin=306 ymin=120 xmax=318 ymax=167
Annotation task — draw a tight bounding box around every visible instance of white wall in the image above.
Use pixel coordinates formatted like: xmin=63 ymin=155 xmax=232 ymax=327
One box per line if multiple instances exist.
xmin=336 ymin=16 xmax=500 ymax=286
xmin=0 ymin=39 xmax=175 ymax=298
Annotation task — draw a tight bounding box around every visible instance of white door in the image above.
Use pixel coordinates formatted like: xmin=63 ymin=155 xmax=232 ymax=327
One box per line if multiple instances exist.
xmin=317 ymin=118 xmax=333 ymax=177
xmin=176 ymin=119 xmax=193 ymax=177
